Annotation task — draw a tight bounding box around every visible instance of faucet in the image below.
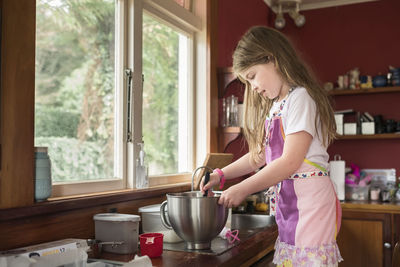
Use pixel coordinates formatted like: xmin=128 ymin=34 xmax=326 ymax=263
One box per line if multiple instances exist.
xmin=191 ymin=166 xmax=213 ymax=191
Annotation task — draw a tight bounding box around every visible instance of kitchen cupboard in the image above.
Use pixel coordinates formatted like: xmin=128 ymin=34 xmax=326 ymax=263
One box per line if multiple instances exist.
xmin=337 ymin=203 xmax=400 ymax=267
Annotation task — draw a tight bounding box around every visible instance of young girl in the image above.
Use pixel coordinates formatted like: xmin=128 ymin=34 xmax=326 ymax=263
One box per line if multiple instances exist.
xmin=201 ymin=26 xmax=343 ymax=267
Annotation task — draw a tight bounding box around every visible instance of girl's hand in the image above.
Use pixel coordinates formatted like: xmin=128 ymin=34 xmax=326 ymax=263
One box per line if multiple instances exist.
xmin=218 ymin=184 xmax=247 ymax=208
xmin=200 ymin=173 xmax=219 ymax=196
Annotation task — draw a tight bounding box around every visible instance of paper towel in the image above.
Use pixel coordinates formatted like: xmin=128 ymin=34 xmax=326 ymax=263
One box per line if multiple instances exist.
xmin=125 ymin=255 xmax=153 ymax=267
xmin=329 ymin=155 xmax=345 ymax=201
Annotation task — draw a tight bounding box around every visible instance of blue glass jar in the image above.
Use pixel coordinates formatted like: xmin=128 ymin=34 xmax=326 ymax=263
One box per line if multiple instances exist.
xmin=35 ymin=147 xmax=52 ymax=202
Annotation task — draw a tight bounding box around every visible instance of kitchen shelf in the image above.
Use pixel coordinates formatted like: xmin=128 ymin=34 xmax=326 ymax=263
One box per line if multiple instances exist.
xmin=223 ymin=126 xmax=241 ymax=134
xmin=336 ymin=133 xmax=400 ymax=140
xmin=328 ymin=86 xmax=400 ymax=96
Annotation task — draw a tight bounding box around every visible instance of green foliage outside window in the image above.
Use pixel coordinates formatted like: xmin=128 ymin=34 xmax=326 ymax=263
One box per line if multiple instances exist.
xmin=35 ymin=0 xmax=181 ymax=181
xmin=142 ymin=13 xmax=180 ymax=175
xmin=36 ymin=0 xmax=116 ymax=182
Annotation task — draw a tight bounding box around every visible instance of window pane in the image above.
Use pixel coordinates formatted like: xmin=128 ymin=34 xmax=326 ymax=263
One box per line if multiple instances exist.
xmin=142 ymin=13 xmax=190 ymax=176
xmin=35 ymin=0 xmax=118 ymax=182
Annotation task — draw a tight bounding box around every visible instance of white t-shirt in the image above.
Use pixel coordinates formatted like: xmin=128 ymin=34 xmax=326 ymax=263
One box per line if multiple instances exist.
xmin=268 ymin=87 xmax=329 ymax=170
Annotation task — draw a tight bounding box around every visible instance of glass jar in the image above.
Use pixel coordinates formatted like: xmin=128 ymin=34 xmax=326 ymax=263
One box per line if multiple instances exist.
xmin=35 ymin=147 xmax=52 ymax=202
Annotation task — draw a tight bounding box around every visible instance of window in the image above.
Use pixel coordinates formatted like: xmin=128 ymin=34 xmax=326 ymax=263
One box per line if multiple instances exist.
xmin=142 ymin=12 xmax=192 ymax=175
xmin=35 ymin=0 xmax=202 ymax=196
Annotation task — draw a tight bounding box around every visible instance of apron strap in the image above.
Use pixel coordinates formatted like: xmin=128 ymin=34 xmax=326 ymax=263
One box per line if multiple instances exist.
xmin=276 ymin=118 xmax=327 ymax=174
xmin=303 ymin=158 xmax=327 ymax=172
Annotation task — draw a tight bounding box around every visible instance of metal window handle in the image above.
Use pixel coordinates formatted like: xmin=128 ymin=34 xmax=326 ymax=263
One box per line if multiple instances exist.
xmin=384 ymin=242 xmax=391 ymax=249
xmin=125 ymin=69 xmax=133 ymax=143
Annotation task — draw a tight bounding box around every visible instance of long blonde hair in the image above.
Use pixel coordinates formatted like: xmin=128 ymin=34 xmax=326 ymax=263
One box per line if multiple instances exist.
xmin=232 ymin=26 xmax=336 ymax=164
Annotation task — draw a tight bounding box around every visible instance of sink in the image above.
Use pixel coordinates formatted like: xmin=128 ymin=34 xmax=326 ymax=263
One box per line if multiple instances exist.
xmin=231 ymin=214 xmax=275 ymax=229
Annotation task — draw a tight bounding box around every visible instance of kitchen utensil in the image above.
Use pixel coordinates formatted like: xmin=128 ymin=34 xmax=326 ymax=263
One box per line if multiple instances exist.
xmin=160 ymin=191 xmax=228 ymax=250
xmin=139 ymin=233 xmax=163 ymax=258
xmin=193 ymin=154 xmax=233 ymax=191
xmin=203 ymin=172 xmax=210 ymax=197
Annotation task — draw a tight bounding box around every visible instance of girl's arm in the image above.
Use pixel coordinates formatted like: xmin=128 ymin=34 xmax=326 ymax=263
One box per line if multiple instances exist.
xmin=218 ymin=131 xmax=312 ymax=207
xmin=200 ymin=151 xmax=265 ymax=193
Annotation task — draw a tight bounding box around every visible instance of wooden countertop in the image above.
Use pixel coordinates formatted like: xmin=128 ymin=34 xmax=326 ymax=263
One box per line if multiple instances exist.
xmin=94 ymin=202 xmax=398 ymax=266
xmin=99 ymin=224 xmax=278 ymax=267
xmin=341 ymin=200 xmax=400 ymax=213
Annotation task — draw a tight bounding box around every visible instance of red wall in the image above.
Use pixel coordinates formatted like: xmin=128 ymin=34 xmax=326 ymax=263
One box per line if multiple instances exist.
xmin=218 ymin=0 xmax=400 ymax=177
xmin=217 ymin=0 xmax=270 ymax=68
xmin=280 ymin=0 xmax=400 ymax=84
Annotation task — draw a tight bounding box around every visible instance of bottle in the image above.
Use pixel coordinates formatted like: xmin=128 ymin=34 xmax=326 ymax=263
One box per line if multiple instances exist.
xmin=229 ymin=96 xmax=238 ymax=126
xmin=233 ymin=96 xmax=239 ymax=126
xmin=136 ymin=142 xmax=149 ymax=188
xmin=35 ymin=147 xmax=52 ymax=202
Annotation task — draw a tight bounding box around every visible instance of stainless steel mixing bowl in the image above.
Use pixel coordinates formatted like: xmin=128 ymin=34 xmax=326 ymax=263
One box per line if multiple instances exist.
xmin=160 ymin=191 xmax=228 ymax=250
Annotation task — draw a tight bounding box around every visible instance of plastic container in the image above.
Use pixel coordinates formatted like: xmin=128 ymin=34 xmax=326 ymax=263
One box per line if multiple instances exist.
xmin=139 ymin=233 xmax=163 ymax=258
xmin=93 ymin=213 xmax=140 ymax=254
xmin=138 ymin=204 xmax=182 ymax=243
xmin=138 ymin=204 xmax=168 ymax=233
xmin=345 ymin=184 xmax=370 ymax=200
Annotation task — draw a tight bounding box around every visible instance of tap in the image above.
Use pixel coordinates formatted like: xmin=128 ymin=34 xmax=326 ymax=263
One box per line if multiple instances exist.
xmin=191 ymin=166 xmax=213 ymax=191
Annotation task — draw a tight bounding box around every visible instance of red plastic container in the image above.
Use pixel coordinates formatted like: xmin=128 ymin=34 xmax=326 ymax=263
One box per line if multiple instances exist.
xmin=139 ymin=233 xmax=164 ymax=258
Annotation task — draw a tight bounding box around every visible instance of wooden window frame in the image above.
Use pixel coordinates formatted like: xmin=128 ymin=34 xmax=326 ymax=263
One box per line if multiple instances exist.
xmin=0 ymin=0 xmax=218 ymax=209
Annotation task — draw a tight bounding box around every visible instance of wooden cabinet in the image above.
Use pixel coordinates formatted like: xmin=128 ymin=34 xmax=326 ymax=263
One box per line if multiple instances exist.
xmin=337 ymin=203 xmax=400 ymax=267
xmin=337 ymin=210 xmax=391 ymax=267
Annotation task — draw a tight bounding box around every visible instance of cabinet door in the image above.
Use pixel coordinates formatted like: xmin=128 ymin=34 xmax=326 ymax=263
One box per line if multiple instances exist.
xmin=337 ymin=211 xmax=391 ymax=267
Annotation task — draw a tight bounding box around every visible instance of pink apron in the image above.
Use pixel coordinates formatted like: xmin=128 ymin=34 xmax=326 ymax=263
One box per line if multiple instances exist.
xmin=266 ymin=94 xmax=343 ymax=267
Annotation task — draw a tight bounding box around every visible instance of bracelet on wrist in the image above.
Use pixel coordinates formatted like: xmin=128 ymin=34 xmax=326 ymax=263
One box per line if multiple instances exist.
xmin=213 ymin=168 xmax=226 ymax=189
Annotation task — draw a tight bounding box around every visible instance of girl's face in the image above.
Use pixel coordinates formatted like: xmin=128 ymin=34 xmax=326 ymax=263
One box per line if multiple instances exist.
xmin=241 ymin=63 xmax=290 ymax=101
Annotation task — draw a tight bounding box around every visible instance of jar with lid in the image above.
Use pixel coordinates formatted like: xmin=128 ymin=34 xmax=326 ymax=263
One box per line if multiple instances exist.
xmin=395 ymin=183 xmax=400 ymax=202
xmin=35 ymin=147 xmax=52 ymax=202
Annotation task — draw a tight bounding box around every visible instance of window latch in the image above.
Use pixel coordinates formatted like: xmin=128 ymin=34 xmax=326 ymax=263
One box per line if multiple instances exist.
xmin=125 ymin=68 xmax=133 ymax=143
